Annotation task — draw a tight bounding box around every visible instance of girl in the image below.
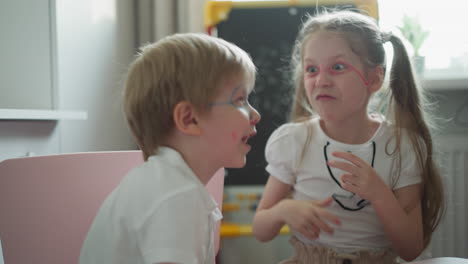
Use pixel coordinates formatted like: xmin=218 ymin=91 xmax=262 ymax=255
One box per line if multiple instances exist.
xmin=252 ymin=10 xmax=444 ymax=264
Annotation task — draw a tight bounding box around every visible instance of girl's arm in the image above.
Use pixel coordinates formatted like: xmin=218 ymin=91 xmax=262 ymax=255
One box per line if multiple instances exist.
xmin=252 ymin=176 xmax=292 ymax=242
xmin=253 ymin=176 xmax=340 ymax=242
xmin=372 ymin=184 xmax=424 ymax=261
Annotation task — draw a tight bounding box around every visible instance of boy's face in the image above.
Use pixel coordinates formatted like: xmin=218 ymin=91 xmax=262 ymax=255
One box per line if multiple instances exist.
xmin=198 ymin=75 xmax=261 ymax=169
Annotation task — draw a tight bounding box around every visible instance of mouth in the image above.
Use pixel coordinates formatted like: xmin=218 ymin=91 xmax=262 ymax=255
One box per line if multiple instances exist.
xmin=316 ymin=94 xmax=335 ymax=100
xmin=242 ymin=131 xmax=257 ymax=144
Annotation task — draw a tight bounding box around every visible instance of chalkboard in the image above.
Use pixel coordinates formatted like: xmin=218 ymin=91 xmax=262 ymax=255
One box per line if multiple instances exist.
xmin=217 ymin=4 xmax=359 ymax=185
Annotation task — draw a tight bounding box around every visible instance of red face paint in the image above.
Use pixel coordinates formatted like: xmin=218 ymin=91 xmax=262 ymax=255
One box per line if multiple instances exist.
xmin=304 ymin=61 xmax=370 ymax=87
xmin=231 ymin=132 xmax=238 ymax=141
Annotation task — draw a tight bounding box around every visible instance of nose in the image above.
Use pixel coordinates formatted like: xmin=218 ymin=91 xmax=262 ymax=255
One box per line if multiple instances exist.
xmin=249 ymin=105 xmax=261 ymax=125
xmin=315 ymin=70 xmax=332 ymax=88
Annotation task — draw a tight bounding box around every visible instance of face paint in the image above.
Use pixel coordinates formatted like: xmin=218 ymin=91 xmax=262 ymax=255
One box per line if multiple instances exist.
xmin=209 ymin=85 xmax=255 ymax=119
xmin=231 ymin=132 xmax=238 ymax=141
xmin=304 ymin=61 xmax=370 ymax=87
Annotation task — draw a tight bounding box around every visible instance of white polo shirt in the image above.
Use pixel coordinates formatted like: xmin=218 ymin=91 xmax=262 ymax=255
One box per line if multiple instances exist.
xmin=265 ymin=116 xmax=421 ymax=251
xmin=80 ymin=147 xmax=222 ymax=264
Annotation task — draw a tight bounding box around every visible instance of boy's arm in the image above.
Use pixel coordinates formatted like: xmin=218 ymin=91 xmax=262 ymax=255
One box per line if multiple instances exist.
xmin=372 ymin=183 xmax=424 ymax=261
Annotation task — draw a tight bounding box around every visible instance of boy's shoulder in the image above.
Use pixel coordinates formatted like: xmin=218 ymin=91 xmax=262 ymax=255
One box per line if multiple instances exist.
xmin=123 ymin=148 xmax=201 ymax=198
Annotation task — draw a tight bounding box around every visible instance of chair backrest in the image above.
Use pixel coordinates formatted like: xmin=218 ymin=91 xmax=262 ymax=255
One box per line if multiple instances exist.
xmin=0 ymin=151 xmax=224 ymax=264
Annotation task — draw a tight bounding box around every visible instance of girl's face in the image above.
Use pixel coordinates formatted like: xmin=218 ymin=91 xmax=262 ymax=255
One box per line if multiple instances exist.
xmin=302 ymin=31 xmax=377 ymax=123
xmin=198 ymin=74 xmax=261 ymax=168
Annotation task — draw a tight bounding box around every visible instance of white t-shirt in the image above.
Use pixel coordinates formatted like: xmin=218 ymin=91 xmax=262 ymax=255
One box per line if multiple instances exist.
xmin=265 ymin=116 xmax=421 ymax=251
xmin=80 ymin=147 xmax=222 ymax=264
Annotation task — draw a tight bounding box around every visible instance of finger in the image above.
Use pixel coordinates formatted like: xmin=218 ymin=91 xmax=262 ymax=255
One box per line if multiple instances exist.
xmin=341 ymin=177 xmax=359 ymax=193
xmin=300 ymin=225 xmax=319 ymax=240
xmin=312 ymin=197 xmax=339 ymax=221
xmin=317 ymin=208 xmax=341 ymax=226
xmin=307 ymin=230 xmax=319 ymax=240
xmin=312 ymin=196 xmax=334 ymax=207
xmin=341 ymin=173 xmax=358 ymax=186
xmin=332 ymin=151 xmax=366 ymax=168
xmin=309 ymin=225 xmax=320 ymax=234
xmin=310 ymin=215 xmax=334 ymax=234
xmin=328 ymin=160 xmax=360 ymax=175
xmin=307 ymin=208 xmax=340 ymax=233
xmin=311 ymin=230 xmax=319 ymax=240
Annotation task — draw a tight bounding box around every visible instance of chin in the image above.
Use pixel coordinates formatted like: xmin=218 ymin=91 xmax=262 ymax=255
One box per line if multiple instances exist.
xmin=226 ymin=157 xmax=247 ymax=169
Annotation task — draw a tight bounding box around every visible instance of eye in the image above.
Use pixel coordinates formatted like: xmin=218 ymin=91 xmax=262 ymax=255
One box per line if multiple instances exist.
xmin=328 ymin=63 xmax=352 ymax=76
xmin=331 ymin=63 xmax=346 ymax=71
xmin=233 ymin=96 xmax=249 ymax=107
xmin=305 ymin=65 xmax=319 ymax=75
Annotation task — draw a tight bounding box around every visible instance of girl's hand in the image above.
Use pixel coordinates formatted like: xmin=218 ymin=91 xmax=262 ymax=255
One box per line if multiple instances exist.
xmin=328 ymin=151 xmax=388 ymax=203
xmin=278 ymin=197 xmax=341 ymax=240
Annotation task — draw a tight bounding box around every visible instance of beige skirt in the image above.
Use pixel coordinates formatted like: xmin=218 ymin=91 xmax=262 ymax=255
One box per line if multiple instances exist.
xmin=280 ymin=236 xmax=398 ymax=264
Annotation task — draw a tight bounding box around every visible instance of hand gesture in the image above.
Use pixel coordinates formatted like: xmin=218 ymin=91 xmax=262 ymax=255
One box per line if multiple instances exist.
xmin=327 ymin=151 xmax=388 ymax=203
xmin=279 ymin=197 xmax=340 ymax=240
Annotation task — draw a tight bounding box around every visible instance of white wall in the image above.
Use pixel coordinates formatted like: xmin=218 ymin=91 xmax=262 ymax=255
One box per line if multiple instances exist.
xmin=430 ymin=90 xmax=468 ymax=136
xmin=0 ymin=0 xmax=136 ymax=161
xmin=55 ymin=0 xmax=136 ymax=153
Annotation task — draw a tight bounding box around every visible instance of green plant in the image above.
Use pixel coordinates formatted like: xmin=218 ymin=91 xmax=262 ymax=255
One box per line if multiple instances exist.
xmin=398 ymin=15 xmax=430 ymax=57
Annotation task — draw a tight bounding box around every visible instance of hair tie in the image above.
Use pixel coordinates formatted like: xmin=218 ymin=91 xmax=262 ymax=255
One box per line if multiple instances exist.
xmin=381 ymin=32 xmax=392 ymax=43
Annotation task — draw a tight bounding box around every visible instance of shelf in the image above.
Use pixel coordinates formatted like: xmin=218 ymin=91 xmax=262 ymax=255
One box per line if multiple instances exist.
xmin=423 ymin=78 xmax=468 ymax=91
xmin=0 ymin=109 xmax=88 ymax=121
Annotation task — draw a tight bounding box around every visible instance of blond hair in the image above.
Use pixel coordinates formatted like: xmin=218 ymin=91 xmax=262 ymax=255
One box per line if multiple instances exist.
xmin=123 ymin=33 xmax=256 ymax=160
xmin=289 ymin=10 xmax=444 ymax=248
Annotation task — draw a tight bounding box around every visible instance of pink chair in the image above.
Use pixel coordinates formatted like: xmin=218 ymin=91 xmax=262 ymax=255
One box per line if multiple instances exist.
xmin=0 ymin=151 xmax=224 ymax=264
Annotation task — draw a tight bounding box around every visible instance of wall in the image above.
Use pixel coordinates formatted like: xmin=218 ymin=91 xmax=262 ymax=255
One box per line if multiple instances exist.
xmin=430 ymin=89 xmax=468 ymax=136
xmin=0 ymin=0 xmax=54 ymax=110
xmin=56 ymin=0 xmax=136 ymax=153
xmin=0 ymin=0 xmax=136 ymax=161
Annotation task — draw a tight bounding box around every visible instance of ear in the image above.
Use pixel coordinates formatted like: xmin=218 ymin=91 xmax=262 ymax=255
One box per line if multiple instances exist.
xmin=368 ymin=66 xmax=384 ymax=93
xmin=173 ymin=101 xmax=202 ymax=136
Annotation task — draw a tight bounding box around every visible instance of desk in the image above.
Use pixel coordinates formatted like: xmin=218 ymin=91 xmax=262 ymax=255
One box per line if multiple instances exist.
xmin=218 ymin=225 xmax=468 ymax=264
xmin=410 ymin=258 xmax=468 ymax=264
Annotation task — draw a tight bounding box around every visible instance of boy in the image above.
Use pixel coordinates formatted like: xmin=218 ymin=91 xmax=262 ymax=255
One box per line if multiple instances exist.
xmin=80 ymin=33 xmax=261 ymax=264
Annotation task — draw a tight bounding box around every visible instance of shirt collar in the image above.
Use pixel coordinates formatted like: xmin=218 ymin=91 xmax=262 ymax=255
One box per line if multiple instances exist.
xmin=149 ymin=146 xmax=220 ymax=213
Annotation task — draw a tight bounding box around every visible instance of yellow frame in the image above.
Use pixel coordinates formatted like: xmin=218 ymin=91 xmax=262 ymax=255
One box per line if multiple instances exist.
xmin=204 ymin=0 xmax=379 ymax=30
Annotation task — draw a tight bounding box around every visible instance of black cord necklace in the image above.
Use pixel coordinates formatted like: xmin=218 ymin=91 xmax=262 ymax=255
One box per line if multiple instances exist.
xmin=323 ymin=141 xmax=376 ymax=211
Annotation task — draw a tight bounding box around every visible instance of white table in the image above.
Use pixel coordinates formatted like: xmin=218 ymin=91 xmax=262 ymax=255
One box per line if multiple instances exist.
xmin=410 ymin=258 xmax=468 ymax=264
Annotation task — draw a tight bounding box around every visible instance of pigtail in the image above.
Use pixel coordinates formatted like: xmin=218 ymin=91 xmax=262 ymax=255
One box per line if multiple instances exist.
xmin=387 ymin=34 xmax=420 ymax=129
xmin=387 ymin=33 xmax=445 ymax=248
